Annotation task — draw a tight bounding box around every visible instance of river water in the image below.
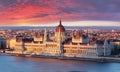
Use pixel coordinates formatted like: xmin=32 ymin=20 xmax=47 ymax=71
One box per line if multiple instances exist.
xmin=0 ymin=55 xmax=120 ymax=72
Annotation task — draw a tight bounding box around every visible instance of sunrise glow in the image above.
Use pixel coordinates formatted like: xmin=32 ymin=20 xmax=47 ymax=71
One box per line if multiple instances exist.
xmin=0 ymin=0 xmax=120 ymax=26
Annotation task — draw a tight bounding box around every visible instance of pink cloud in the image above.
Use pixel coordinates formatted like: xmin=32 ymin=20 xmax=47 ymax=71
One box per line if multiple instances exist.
xmin=0 ymin=0 xmax=119 ymax=26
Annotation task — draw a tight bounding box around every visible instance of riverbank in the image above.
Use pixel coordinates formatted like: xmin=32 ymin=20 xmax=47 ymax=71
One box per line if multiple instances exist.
xmin=1 ymin=53 xmax=120 ymax=63
xmin=31 ymin=55 xmax=120 ymax=63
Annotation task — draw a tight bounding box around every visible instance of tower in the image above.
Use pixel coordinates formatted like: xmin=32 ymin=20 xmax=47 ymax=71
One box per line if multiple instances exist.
xmin=103 ymin=39 xmax=110 ymax=56
xmin=44 ymin=28 xmax=47 ymax=43
xmin=21 ymin=40 xmax=25 ymax=54
xmin=55 ymin=20 xmax=66 ymax=42
xmin=58 ymin=28 xmax=64 ymax=56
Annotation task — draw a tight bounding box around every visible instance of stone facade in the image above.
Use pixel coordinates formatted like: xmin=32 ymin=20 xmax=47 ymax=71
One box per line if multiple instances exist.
xmin=7 ymin=20 xmax=111 ymax=57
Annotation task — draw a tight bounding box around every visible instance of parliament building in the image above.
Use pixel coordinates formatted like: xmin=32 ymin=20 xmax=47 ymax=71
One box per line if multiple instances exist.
xmin=7 ymin=20 xmax=111 ymax=58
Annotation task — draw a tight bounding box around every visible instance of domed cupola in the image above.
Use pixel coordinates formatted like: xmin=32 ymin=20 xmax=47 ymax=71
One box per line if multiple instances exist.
xmin=55 ymin=20 xmax=65 ymax=32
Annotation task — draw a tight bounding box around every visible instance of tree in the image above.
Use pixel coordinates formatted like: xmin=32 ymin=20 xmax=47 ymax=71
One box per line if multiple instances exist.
xmin=111 ymin=44 xmax=120 ymax=55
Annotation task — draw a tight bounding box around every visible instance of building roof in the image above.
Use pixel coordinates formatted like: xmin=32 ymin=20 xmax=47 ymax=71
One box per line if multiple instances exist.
xmin=73 ymin=34 xmax=88 ymax=39
xmin=35 ymin=33 xmax=43 ymax=38
xmin=55 ymin=20 xmax=65 ymax=32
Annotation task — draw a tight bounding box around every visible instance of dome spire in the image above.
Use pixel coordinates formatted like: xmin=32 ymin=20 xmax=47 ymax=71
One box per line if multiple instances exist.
xmin=55 ymin=19 xmax=65 ymax=32
xmin=60 ymin=19 xmax=62 ymax=25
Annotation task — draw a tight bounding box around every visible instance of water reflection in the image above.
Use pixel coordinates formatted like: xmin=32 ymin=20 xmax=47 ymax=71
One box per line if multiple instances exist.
xmin=0 ymin=55 xmax=120 ymax=72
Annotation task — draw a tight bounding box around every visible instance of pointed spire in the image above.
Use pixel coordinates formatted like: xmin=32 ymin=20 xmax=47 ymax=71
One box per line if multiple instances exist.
xmin=59 ymin=19 xmax=62 ymax=25
xmin=44 ymin=28 xmax=47 ymax=42
xmin=58 ymin=28 xmax=61 ymax=42
xmin=59 ymin=28 xmax=61 ymax=39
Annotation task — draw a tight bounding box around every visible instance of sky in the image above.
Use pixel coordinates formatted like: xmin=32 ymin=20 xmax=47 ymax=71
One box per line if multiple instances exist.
xmin=0 ymin=0 xmax=120 ymax=26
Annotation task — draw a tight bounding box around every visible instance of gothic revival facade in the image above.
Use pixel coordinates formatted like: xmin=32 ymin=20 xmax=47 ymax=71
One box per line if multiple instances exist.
xmin=8 ymin=20 xmax=111 ymax=57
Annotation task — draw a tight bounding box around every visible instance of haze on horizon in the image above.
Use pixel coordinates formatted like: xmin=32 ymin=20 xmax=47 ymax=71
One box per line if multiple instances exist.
xmin=0 ymin=0 xmax=120 ymax=26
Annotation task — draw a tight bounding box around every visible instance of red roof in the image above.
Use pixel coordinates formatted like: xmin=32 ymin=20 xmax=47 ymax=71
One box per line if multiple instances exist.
xmin=55 ymin=20 xmax=65 ymax=32
xmin=35 ymin=33 xmax=43 ymax=38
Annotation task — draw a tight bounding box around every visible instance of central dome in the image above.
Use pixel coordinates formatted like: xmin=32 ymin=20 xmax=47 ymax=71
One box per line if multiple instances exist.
xmin=55 ymin=20 xmax=65 ymax=32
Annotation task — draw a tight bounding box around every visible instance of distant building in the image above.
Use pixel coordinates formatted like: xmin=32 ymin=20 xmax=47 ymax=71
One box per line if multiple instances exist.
xmin=0 ymin=38 xmax=6 ymax=49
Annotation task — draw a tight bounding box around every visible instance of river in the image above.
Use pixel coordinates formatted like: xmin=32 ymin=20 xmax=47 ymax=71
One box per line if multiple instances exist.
xmin=0 ymin=55 xmax=120 ymax=72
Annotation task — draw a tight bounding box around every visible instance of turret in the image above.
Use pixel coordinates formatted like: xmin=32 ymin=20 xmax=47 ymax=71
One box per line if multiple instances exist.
xmin=103 ymin=39 xmax=110 ymax=56
xmin=44 ymin=28 xmax=47 ymax=43
xmin=58 ymin=29 xmax=64 ymax=56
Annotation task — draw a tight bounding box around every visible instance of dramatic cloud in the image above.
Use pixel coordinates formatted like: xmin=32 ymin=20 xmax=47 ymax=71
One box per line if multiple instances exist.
xmin=0 ymin=0 xmax=120 ymax=26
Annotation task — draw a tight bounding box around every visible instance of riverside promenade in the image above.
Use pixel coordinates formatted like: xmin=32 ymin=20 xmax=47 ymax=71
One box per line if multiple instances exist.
xmin=31 ymin=55 xmax=120 ymax=63
xmin=1 ymin=51 xmax=120 ymax=63
xmin=1 ymin=50 xmax=120 ymax=63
